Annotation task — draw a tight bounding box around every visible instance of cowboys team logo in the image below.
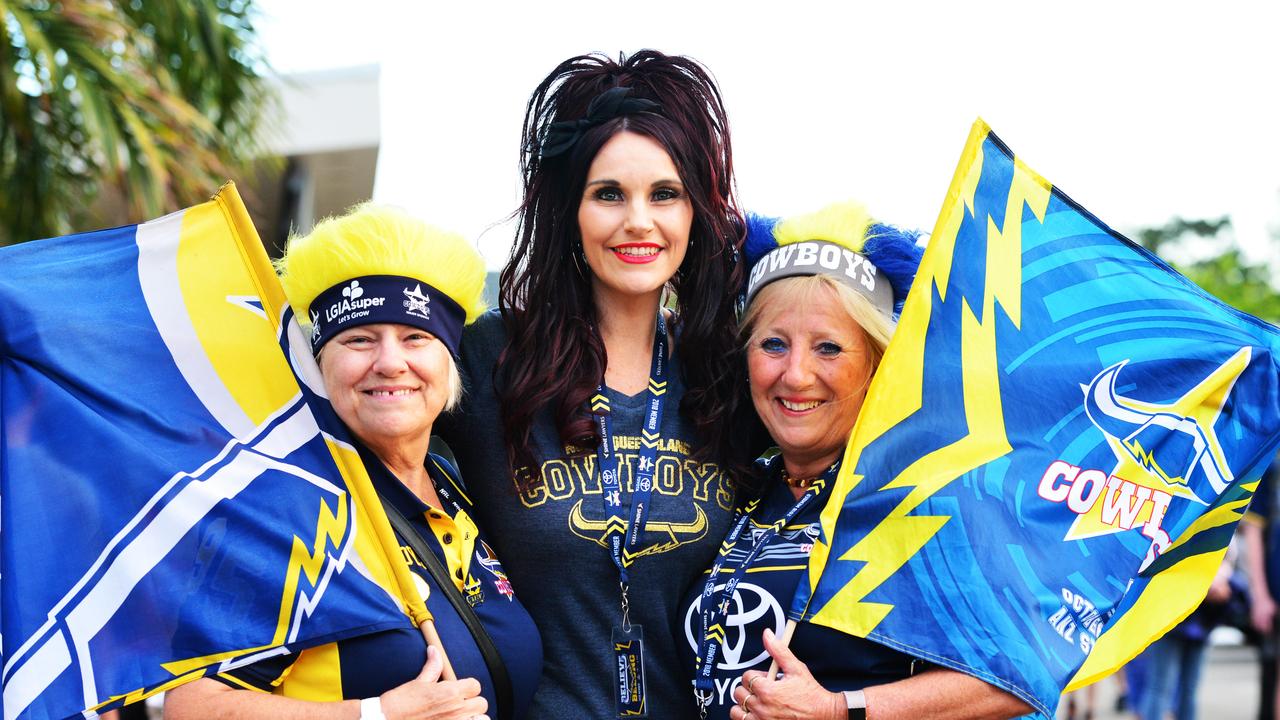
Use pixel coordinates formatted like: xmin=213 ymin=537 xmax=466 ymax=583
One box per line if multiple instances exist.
xmin=523 ymin=435 xmax=730 ymax=561
xmin=683 ymin=581 xmax=784 ymax=671
xmin=475 ymin=540 xmax=515 ymax=600
xmin=1083 ymin=359 xmax=1235 ymax=500
xmin=403 ymin=284 xmax=431 ymax=320
xmin=749 ymin=522 xmax=820 ymax=556
xmin=1037 ymin=348 xmax=1249 ymax=563
xmin=569 ymin=500 xmax=709 ymax=563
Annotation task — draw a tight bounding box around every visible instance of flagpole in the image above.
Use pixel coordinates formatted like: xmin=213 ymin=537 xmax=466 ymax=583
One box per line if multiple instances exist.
xmin=419 ymin=620 xmax=457 ymax=681
xmin=413 ymin=582 xmax=456 ymax=680
xmin=766 ymin=619 xmax=798 ymax=677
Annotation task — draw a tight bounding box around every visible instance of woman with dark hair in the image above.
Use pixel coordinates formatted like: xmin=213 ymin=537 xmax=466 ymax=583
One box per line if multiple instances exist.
xmin=440 ymin=51 xmax=747 ymax=719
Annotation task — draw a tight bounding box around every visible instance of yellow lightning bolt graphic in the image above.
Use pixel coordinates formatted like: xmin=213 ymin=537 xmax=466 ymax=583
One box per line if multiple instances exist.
xmin=159 ymin=493 xmax=350 ymax=676
xmin=273 ymin=492 xmax=351 ymax=636
xmin=800 ymin=120 xmax=1051 ymax=634
xmin=88 ymin=669 xmax=208 ymax=713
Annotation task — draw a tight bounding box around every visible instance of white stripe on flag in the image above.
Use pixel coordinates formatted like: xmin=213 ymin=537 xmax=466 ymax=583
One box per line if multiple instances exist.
xmin=2 ymin=398 xmax=328 ymax=719
xmin=135 ymin=211 xmax=256 ymax=440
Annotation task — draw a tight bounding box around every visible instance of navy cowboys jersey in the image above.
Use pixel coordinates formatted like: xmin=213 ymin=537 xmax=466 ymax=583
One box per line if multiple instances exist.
xmin=677 ymin=464 xmax=919 ymax=720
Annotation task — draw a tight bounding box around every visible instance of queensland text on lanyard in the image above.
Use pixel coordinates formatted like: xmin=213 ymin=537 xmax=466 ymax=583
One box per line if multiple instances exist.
xmin=592 ymin=312 xmax=669 ymax=719
xmin=692 ymin=457 xmax=838 ymax=717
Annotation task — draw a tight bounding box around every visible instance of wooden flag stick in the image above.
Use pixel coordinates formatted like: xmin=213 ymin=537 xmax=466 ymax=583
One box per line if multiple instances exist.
xmin=419 ymin=619 xmax=457 ymax=681
xmin=766 ymin=619 xmax=798 ymax=678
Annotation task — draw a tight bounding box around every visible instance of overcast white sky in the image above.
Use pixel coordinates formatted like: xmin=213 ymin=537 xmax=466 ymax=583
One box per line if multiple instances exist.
xmin=259 ymin=1 xmax=1280 ymax=270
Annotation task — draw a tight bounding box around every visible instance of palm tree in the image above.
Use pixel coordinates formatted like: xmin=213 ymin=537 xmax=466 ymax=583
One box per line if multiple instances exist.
xmin=0 ymin=0 xmax=274 ymax=244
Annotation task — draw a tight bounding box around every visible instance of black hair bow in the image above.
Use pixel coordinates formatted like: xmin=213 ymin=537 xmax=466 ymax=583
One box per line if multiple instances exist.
xmin=538 ymin=86 xmax=660 ymax=159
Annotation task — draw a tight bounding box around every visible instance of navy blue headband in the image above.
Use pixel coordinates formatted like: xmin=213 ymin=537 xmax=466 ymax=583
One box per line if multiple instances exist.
xmin=308 ymin=275 xmax=466 ymax=358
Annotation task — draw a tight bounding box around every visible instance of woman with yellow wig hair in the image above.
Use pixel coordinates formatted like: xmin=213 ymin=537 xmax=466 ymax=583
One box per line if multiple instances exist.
xmin=165 ymin=204 xmax=542 ymax=720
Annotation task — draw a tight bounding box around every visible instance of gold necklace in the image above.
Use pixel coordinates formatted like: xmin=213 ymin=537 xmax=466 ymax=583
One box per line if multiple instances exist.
xmin=780 ymin=467 xmax=820 ymax=489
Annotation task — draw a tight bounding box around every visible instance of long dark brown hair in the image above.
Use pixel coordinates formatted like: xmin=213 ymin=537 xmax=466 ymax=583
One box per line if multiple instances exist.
xmin=497 ymin=50 xmax=750 ymax=488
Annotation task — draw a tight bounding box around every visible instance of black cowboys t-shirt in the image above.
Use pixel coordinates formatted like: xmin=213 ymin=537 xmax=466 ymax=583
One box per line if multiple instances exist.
xmin=440 ymin=311 xmax=735 ymax=720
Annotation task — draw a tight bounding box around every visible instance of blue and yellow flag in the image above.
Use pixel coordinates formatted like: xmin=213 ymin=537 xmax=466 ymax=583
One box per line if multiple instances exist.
xmin=791 ymin=120 xmax=1280 ymax=716
xmin=0 ymin=185 xmax=426 ymax=720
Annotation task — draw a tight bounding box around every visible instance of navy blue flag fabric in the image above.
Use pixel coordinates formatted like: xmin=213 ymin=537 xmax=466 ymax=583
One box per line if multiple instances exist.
xmin=0 ymin=186 xmax=417 ymax=720
xmin=790 ymin=120 xmax=1280 ymax=716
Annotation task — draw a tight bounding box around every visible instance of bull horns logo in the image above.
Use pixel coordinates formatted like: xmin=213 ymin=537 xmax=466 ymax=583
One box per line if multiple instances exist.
xmin=1082 ymin=359 xmax=1234 ymax=504
xmin=568 ymin=500 xmax=708 ymax=561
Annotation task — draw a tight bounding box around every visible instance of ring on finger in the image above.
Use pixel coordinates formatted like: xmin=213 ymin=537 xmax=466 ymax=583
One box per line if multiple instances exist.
xmin=749 ymin=676 xmax=760 ymax=693
xmin=743 ymin=694 xmax=752 ymax=714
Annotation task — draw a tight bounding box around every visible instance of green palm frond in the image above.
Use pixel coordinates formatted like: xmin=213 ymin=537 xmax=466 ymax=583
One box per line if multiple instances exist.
xmin=0 ymin=0 xmax=274 ymax=244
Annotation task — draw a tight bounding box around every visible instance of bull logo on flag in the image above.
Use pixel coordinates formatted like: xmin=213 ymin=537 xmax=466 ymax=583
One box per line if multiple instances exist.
xmin=1082 ymin=355 xmax=1239 ymax=499
xmin=1037 ymin=350 xmax=1248 ymax=568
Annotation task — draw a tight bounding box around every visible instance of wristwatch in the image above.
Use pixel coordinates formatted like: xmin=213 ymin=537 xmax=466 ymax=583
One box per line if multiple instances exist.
xmin=843 ymin=690 xmax=867 ymax=720
xmin=359 ymin=697 xmax=387 ymax=720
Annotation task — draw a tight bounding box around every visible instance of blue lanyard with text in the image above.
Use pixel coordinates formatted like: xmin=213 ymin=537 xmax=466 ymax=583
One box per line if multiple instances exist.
xmin=592 ymin=313 xmax=669 ymax=616
xmin=692 ymin=458 xmax=837 ymax=705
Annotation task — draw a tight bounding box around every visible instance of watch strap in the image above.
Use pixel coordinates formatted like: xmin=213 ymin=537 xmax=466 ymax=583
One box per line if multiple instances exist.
xmin=844 ymin=689 xmax=867 ymax=720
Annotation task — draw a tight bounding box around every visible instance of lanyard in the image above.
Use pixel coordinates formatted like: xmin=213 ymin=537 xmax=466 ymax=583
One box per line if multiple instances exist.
xmin=593 ymin=313 xmax=669 ymax=622
xmin=693 ymin=458 xmax=838 ymax=697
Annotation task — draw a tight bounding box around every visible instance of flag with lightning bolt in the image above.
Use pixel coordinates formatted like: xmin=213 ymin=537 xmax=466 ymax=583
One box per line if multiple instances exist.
xmin=0 ymin=184 xmax=427 ymax=720
xmin=790 ymin=119 xmax=1280 ymax=717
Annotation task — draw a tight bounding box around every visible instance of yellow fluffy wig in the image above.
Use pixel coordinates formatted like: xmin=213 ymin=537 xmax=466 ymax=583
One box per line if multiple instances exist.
xmin=278 ymin=203 xmax=487 ymax=328
xmin=772 ymin=200 xmax=873 ymax=254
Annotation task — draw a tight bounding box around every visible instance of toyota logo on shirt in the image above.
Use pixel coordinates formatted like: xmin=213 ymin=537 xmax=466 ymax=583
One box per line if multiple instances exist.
xmin=683 ymin=581 xmax=785 ymax=671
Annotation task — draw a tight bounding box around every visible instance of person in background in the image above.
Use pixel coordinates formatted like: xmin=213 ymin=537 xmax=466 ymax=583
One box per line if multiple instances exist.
xmin=1137 ymin=550 xmax=1234 ymax=720
xmin=1245 ymin=461 xmax=1280 ymax=720
xmin=1058 ymin=683 xmax=1098 ymax=720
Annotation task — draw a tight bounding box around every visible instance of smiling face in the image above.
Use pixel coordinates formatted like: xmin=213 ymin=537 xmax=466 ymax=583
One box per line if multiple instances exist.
xmin=747 ymin=284 xmax=877 ymax=476
xmin=319 ymin=323 xmax=453 ymax=456
xmin=576 ymin=131 xmax=693 ymax=305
